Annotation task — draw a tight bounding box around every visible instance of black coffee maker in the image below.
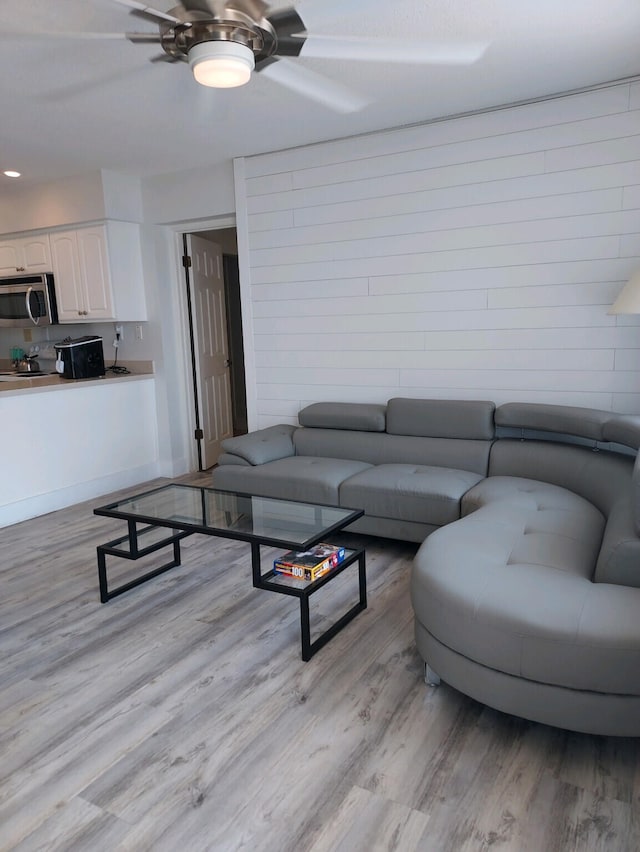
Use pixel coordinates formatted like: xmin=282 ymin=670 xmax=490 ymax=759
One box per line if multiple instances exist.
xmin=55 ymin=336 xmax=106 ymax=379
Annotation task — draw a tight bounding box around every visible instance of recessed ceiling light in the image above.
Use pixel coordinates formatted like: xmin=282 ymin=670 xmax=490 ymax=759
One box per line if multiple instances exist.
xmin=3 ymin=170 xmax=21 ymax=178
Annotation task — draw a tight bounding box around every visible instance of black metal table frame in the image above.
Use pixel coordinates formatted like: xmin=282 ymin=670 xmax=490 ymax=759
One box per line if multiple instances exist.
xmin=95 ymin=494 xmax=366 ymax=662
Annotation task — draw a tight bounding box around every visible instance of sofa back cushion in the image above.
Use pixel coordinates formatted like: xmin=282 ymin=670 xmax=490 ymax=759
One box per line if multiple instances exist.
xmin=293 ymin=429 xmax=491 ymax=475
xmin=496 ymin=402 xmax=610 ymax=442
xmin=298 ymin=402 xmax=386 ymax=432
xmin=603 ymin=414 xmax=640 ymax=450
xmin=386 ymin=398 xmax=495 ymax=440
xmin=489 ymin=439 xmax=633 ymax=517
xmin=634 ymin=453 xmax=640 ymax=536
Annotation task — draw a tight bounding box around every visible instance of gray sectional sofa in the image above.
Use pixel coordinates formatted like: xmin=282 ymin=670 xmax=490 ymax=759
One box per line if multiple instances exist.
xmin=212 ymin=398 xmax=640 ymax=737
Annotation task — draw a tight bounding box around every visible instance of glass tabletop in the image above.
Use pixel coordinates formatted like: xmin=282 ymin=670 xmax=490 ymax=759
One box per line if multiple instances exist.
xmin=95 ymin=484 xmax=363 ymax=548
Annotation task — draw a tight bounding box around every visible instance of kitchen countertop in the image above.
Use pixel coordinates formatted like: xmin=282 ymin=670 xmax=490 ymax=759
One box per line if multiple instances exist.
xmin=0 ymin=361 xmax=154 ymax=394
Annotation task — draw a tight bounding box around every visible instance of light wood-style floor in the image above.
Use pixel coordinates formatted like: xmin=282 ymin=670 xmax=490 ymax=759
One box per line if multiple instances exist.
xmin=2 ymin=472 xmax=639 ymax=851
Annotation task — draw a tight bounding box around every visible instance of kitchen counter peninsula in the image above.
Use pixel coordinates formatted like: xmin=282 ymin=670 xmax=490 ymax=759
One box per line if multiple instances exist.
xmin=0 ymin=365 xmax=160 ymax=528
xmin=0 ymin=361 xmax=154 ymax=394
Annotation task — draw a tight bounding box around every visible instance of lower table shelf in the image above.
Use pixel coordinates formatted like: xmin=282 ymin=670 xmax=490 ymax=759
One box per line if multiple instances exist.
xmin=252 ymin=544 xmax=367 ymax=661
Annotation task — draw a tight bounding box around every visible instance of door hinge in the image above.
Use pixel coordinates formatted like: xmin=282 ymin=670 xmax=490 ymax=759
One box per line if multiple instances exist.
xmin=195 ymin=428 xmax=204 ymax=440
xmin=182 ymin=255 xmax=192 ymax=268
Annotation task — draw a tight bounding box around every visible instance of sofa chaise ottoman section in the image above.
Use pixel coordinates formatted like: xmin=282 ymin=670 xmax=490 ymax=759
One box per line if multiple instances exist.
xmin=411 ymin=414 xmax=640 ymax=737
xmin=212 ymin=456 xmax=373 ymax=505
xmin=340 ymin=464 xmax=484 ymax=527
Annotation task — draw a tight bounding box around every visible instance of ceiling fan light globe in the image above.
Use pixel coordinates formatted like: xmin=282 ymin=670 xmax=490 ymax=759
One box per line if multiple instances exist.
xmin=189 ymin=41 xmax=255 ymax=88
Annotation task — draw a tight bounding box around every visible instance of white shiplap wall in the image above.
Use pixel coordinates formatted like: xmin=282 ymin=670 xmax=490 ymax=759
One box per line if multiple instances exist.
xmin=236 ymin=81 xmax=640 ymax=427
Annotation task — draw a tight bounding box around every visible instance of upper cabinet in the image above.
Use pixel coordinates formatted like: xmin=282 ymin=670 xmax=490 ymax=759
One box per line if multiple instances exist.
xmin=50 ymin=222 xmax=147 ymax=323
xmin=0 ymin=235 xmax=52 ymax=275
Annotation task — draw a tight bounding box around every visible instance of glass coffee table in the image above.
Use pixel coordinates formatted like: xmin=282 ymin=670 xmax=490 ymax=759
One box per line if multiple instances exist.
xmin=94 ymin=484 xmax=366 ymax=661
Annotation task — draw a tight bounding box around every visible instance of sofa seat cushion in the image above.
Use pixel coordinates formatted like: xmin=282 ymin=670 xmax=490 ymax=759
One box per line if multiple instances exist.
xmin=339 ymin=464 xmax=483 ymax=526
xmin=469 ymin=479 xmax=605 ymax=578
xmin=212 ymin=456 xmax=372 ymax=505
xmin=462 ymin=476 xmax=605 ymax=576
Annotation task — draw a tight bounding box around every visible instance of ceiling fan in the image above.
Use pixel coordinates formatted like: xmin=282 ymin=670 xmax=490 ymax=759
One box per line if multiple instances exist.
xmin=11 ymin=0 xmax=489 ymax=113
xmin=110 ymin=0 xmax=489 ymax=111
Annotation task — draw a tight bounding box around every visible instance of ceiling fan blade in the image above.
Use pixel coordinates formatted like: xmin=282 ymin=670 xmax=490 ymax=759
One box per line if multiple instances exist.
xmin=109 ymin=0 xmax=182 ymax=24
xmin=42 ymin=63 xmax=154 ymax=101
xmin=299 ymin=34 xmax=488 ymax=65
xmin=0 ymin=30 xmax=131 ymax=40
xmin=267 ymin=6 xmax=306 ymax=57
xmin=149 ymin=52 xmax=186 ymax=62
xmin=179 ymin=0 xmax=224 ymax=13
xmin=258 ymin=57 xmax=369 ymax=113
xmin=126 ymin=32 xmax=164 ymax=44
xmin=0 ymin=29 xmax=165 ymax=46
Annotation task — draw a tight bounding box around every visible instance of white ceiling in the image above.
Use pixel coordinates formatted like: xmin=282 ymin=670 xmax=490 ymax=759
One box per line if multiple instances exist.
xmin=1 ymin=0 xmax=640 ymax=189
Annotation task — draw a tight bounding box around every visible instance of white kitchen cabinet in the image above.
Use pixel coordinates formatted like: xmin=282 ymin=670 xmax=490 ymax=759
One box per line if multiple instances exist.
xmin=0 ymin=234 xmax=52 ymax=275
xmin=51 ymin=227 xmax=113 ymax=321
xmin=51 ymin=222 xmax=147 ymax=323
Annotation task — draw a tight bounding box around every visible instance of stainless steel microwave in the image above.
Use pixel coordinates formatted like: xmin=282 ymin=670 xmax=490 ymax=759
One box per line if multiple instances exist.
xmin=0 ymin=273 xmax=58 ymax=327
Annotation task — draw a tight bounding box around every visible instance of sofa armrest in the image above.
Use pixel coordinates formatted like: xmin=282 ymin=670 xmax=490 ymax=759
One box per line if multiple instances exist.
xmin=595 ymin=496 xmax=640 ymax=587
xmin=221 ymin=424 xmax=296 ymax=465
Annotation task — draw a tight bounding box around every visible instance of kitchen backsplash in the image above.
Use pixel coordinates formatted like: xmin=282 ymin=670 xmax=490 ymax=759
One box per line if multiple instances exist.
xmin=0 ymin=321 xmax=154 ymax=365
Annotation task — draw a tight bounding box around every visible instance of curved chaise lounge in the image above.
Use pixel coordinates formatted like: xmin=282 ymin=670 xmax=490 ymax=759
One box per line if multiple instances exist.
xmin=411 ymin=404 xmax=640 ymax=737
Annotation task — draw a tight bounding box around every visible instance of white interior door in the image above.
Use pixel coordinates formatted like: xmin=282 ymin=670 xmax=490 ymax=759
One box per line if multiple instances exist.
xmin=187 ymin=233 xmax=233 ymax=469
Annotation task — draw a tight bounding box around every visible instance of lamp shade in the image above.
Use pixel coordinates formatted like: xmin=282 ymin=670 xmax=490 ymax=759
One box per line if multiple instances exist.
xmin=608 ymin=270 xmax=640 ymax=315
xmin=189 ymin=41 xmax=255 ymax=88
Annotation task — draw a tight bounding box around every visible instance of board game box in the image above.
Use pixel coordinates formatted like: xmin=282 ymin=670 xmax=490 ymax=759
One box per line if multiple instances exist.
xmin=274 ymin=542 xmax=346 ymax=582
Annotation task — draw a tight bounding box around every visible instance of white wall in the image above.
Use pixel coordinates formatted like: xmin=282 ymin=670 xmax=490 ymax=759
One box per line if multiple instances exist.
xmin=137 ymin=221 xmax=194 ymax=477
xmin=0 ymin=172 xmax=107 ymax=233
xmin=0 ymin=172 xmax=175 ymax=521
xmin=139 ymin=162 xmax=238 ymax=476
xmin=236 ymin=81 xmax=640 ymax=427
xmin=0 ymin=161 xmax=238 ymax=502
xmin=141 ymin=161 xmax=235 ymax=225
xmin=0 ymin=164 xmax=239 ymax=523
xmin=101 ymin=170 xmax=144 ymax=223
xmin=0 ymin=170 xmax=146 ymax=234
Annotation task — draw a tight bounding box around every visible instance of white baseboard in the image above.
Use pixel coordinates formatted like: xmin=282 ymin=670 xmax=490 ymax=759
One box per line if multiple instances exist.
xmin=157 ymin=457 xmax=191 ymax=478
xmin=0 ymin=463 xmax=163 ymax=528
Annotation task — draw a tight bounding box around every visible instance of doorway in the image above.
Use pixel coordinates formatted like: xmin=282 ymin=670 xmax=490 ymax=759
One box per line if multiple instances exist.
xmin=183 ymin=227 xmax=247 ymax=471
